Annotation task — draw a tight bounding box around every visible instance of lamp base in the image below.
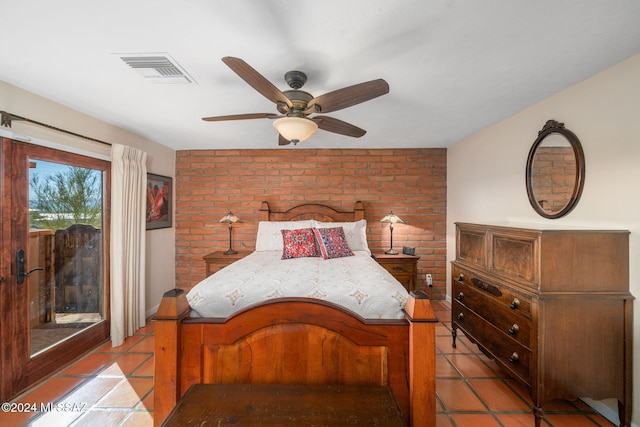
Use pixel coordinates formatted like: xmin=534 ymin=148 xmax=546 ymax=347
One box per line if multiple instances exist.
xmin=384 ymin=249 xmax=399 ymax=255
xmin=224 ymin=249 xmax=238 ymax=255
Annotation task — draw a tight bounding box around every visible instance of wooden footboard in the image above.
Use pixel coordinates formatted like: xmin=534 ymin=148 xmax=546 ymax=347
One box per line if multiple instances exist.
xmin=153 ymin=290 xmax=437 ymax=426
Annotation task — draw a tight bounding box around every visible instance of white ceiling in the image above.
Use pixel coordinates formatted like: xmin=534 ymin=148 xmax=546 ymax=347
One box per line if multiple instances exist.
xmin=2 ymin=1 xmax=640 ymax=150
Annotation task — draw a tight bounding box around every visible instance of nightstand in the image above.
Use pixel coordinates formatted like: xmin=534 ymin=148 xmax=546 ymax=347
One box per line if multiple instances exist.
xmin=203 ymin=251 xmax=250 ymax=277
xmin=373 ymin=253 xmax=419 ymax=291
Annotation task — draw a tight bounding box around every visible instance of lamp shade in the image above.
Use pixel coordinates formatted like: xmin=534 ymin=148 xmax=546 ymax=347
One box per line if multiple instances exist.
xmin=380 ymin=211 xmax=404 ymax=224
xmin=219 ymin=211 xmax=241 ymax=224
xmin=273 ymin=117 xmax=318 ymax=143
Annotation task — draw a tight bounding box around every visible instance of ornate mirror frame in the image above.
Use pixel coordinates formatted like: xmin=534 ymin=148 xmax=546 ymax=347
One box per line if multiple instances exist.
xmin=525 ymin=120 xmax=585 ymax=219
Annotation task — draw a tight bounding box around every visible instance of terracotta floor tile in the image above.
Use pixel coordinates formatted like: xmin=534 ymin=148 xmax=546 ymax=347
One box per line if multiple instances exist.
xmin=0 ymin=407 xmax=39 ymax=426
xmin=436 ymin=335 xmax=472 ymax=354
xmin=109 ymin=353 xmax=153 ymax=376
xmin=495 ymin=413 xmax=537 ymax=427
xmin=129 ymin=335 xmax=155 ymax=353
xmin=59 ymin=352 xmax=120 ymax=376
xmin=435 ymin=413 xmax=455 ymax=427
xmin=135 ymin=322 xmax=156 ymax=335
xmin=430 ymin=300 xmax=451 ymax=311
xmin=29 ymin=408 xmax=83 ymax=426
xmin=2 ymin=377 xmax=86 ymax=425
xmin=97 ymin=361 xmax=129 ymax=378
xmin=131 ymin=355 xmax=155 ymax=377
xmin=434 ymin=309 xmax=451 ymax=322
xmin=436 ymin=354 xmax=460 ymax=378
xmin=95 ymin=377 xmax=153 ymax=408
xmin=436 ymin=378 xmax=486 ymax=412
xmin=467 ymin=379 xmax=530 ymax=411
xmin=586 ymin=413 xmax=617 ymax=426
xmin=13 ymin=376 xmax=86 ymax=407
xmin=120 ymin=410 xmax=154 ymax=427
xmin=505 ymin=378 xmax=533 ymax=405
xmin=67 ymin=409 xmax=128 ymax=426
xmin=449 ymin=413 xmax=502 ymax=426
xmin=138 ymin=388 xmax=154 ymax=410
xmin=60 ymin=376 xmax=123 ymax=406
xmin=447 ymin=354 xmax=499 ymax=378
xmin=435 ymin=323 xmax=450 ymax=336
xmin=98 ymin=335 xmax=145 ymax=353
xmin=543 ymin=413 xmax=600 ymax=426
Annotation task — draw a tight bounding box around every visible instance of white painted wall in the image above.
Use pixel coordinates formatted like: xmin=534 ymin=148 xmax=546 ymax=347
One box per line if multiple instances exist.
xmin=447 ymin=53 xmax=640 ymax=425
xmin=0 ymin=81 xmax=176 ymax=315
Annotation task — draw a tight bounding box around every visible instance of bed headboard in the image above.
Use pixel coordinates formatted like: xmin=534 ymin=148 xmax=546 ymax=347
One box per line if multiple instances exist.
xmin=259 ymin=201 xmax=364 ymax=222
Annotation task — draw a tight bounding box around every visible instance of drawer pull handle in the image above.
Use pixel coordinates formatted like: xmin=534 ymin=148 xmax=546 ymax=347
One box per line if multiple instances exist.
xmin=508 ymin=324 xmax=520 ymax=335
xmin=471 ymin=277 xmax=503 ymax=297
xmin=456 ymin=292 xmax=464 ymax=301
xmin=457 ymin=313 xmax=464 ymax=321
xmin=509 ymin=352 xmax=519 ymax=363
xmin=457 ymin=273 xmax=464 ymax=281
xmin=510 ymin=298 xmax=520 ymax=310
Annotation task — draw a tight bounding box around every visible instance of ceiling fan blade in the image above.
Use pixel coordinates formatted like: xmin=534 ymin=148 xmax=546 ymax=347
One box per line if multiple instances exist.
xmin=202 ymin=113 xmax=280 ymax=122
xmin=278 ymin=134 xmax=291 ymax=146
xmin=313 ymin=116 xmax=366 ymax=138
xmin=222 ymin=57 xmax=293 ymax=108
xmin=307 ymin=79 xmax=389 ymax=114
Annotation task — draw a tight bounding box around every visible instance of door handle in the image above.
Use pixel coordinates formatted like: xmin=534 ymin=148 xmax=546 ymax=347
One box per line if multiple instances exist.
xmin=16 ymin=249 xmax=43 ymax=284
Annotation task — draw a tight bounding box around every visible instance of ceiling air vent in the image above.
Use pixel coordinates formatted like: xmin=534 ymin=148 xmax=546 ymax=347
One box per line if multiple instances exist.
xmin=119 ymin=53 xmax=195 ymax=84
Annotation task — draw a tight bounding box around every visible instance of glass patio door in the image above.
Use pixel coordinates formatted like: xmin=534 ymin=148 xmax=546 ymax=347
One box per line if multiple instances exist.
xmin=0 ymin=138 xmax=110 ymax=401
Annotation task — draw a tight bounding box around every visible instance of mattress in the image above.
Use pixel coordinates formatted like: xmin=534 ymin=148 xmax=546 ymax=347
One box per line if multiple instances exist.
xmin=187 ymin=251 xmax=409 ymax=319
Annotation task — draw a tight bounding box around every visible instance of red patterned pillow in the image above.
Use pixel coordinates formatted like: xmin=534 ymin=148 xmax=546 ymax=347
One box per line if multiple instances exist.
xmin=312 ymin=227 xmax=354 ymax=259
xmin=281 ymin=228 xmax=320 ymax=259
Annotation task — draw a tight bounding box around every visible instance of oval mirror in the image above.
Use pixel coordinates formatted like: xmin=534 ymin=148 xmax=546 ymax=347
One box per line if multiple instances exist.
xmin=526 ymin=120 xmax=585 ymax=219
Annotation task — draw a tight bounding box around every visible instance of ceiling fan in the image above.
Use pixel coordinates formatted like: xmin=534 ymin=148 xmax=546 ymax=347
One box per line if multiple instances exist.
xmin=202 ymin=57 xmax=390 ymax=145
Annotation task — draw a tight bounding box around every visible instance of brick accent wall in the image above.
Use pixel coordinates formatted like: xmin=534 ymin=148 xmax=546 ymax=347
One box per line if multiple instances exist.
xmin=531 ymin=146 xmax=576 ymax=212
xmin=175 ymin=148 xmax=447 ymax=299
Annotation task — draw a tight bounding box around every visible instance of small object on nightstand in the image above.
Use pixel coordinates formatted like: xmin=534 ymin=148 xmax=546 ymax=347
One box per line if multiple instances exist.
xmin=373 ymin=253 xmax=419 ymax=291
xmin=219 ymin=211 xmax=242 ymax=255
xmin=402 ymin=246 xmax=415 ymax=256
xmin=380 ymin=212 xmax=405 ymax=255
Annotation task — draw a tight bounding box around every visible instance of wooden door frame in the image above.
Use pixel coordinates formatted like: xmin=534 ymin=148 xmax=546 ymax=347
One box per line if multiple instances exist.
xmin=0 ymin=138 xmax=111 ymax=401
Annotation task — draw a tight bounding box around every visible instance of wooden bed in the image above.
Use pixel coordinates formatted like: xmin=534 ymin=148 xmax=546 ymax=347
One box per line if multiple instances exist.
xmin=153 ymin=201 xmax=437 ymax=426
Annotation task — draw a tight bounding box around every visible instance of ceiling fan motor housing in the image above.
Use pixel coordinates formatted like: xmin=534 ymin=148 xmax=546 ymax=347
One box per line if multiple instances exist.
xmin=278 ymin=90 xmax=316 ymax=115
xmin=284 ymin=70 xmax=307 ymax=89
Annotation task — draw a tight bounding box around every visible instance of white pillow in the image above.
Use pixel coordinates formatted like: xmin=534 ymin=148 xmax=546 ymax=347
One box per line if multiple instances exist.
xmin=314 ymin=219 xmax=370 ymax=255
xmin=255 ymin=220 xmax=316 ymax=251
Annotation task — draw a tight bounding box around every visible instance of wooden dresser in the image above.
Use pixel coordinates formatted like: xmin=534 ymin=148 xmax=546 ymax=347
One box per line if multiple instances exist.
xmin=373 ymin=253 xmax=419 ymax=291
xmin=451 ymin=223 xmax=633 ymax=427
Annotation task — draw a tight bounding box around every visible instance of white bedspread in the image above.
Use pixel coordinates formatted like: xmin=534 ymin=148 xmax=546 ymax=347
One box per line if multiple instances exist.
xmin=187 ymin=251 xmax=409 ymax=319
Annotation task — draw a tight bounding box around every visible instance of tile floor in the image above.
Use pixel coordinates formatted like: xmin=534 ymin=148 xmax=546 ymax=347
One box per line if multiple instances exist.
xmin=1 ymin=323 xmax=155 ymax=427
xmin=2 ymin=300 xmax=618 ymax=427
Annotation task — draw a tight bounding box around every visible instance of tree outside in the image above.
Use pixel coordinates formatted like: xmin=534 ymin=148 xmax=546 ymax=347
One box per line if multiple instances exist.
xmin=30 ymin=163 xmax=103 ymax=231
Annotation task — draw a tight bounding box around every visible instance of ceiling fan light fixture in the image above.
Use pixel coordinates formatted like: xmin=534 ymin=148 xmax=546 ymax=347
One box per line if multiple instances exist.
xmin=273 ymin=117 xmax=318 ymax=144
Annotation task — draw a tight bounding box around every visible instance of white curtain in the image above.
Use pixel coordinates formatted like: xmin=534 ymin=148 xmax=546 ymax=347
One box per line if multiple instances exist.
xmin=110 ymin=143 xmax=147 ymax=347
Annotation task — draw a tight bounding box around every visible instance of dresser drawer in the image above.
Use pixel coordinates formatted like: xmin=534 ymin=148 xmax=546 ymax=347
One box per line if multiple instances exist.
xmin=489 ymin=230 xmax=539 ymax=289
xmin=456 ymin=224 xmax=487 ymax=268
xmin=452 ymin=264 xmax=532 ymax=317
xmin=456 ymin=223 xmax=541 ymax=289
xmin=453 ymin=302 xmax=531 ymax=385
xmin=453 ymin=280 xmax=532 ymax=348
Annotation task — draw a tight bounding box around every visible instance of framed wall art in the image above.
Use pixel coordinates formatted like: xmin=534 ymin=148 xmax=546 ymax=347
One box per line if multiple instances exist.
xmin=146 ymin=173 xmax=172 ymax=230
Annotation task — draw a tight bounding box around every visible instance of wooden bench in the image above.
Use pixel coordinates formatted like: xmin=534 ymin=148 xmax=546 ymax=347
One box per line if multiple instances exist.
xmin=161 ymin=383 xmax=405 ymax=426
